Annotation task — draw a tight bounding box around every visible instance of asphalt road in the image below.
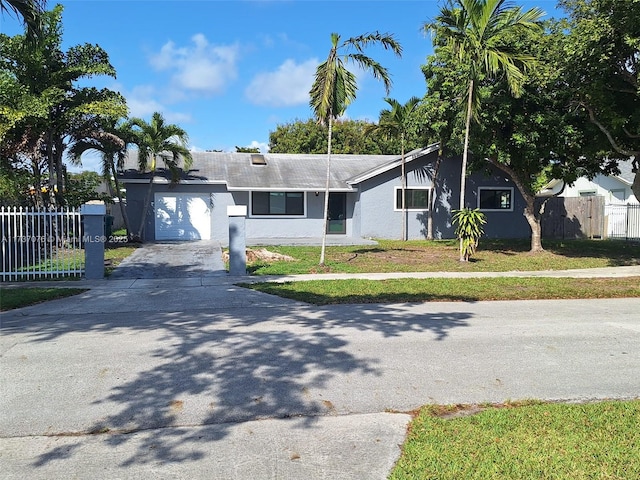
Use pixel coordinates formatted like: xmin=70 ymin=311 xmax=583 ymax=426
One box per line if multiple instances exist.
xmin=1 ymin=281 xmax=639 ymax=479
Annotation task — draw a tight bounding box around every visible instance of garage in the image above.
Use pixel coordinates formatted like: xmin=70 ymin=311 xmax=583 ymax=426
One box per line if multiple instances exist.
xmin=154 ymin=193 xmax=211 ymax=240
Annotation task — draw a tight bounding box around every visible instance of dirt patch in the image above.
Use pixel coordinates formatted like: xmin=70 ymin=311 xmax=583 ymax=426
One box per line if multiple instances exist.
xmin=222 ymin=248 xmax=295 ymax=263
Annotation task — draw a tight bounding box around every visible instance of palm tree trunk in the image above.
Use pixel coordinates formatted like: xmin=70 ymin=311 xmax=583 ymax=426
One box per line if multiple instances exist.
xmin=319 ymin=115 xmax=333 ymax=266
xmin=110 ymin=163 xmax=132 ymax=238
xmin=400 ymin=137 xmax=406 ymax=241
xmin=459 ymin=80 xmax=474 ymax=261
xmin=46 ymin=133 xmax=56 ymax=207
xmin=460 ymin=80 xmax=473 ymax=210
xmin=427 ymin=152 xmax=443 ymax=240
xmin=136 ymin=168 xmax=155 ymax=241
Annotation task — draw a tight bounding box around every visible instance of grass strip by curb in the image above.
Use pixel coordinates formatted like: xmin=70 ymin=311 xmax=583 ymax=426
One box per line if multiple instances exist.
xmin=0 ymin=288 xmax=88 ymax=311
xmin=390 ymin=399 xmax=640 ymax=480
xmin=242 ymin=276 xmax=640 ymax=305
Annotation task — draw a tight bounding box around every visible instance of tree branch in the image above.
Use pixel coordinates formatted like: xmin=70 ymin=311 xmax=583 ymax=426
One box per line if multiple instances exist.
xmin=623 ymin=126 xmax=640 ymax=139
xmin=581 ymin=103 xmax=640 ymax=157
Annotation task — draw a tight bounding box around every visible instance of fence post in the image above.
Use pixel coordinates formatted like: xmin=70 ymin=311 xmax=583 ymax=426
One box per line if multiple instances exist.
xmin=81 ymin=201 xmax=106 ymax=280
xmin=227 ymin=205 xmax=247 ymax=276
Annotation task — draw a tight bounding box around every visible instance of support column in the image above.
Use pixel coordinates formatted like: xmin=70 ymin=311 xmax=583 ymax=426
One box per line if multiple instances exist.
xmin=227 ymin=205 xmax=247 ymax=276
xmin=81 ymin=201 xmax=106 ymax=280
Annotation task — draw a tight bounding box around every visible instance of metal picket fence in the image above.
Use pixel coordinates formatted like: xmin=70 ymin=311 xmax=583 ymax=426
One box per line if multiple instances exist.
xmin=1 ymin=206 xmax=84 ymax=281
xmin=605 ymin=204 xmax=640 ymax=240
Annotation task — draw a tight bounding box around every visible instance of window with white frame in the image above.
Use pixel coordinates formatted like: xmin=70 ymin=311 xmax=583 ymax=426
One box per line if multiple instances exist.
xmin=394 ymin=187 xmax=431 ymax=210
xmin=478 ymin=187 xmax=513 ymax=211
xmin=251 ymin=191 xmax=305 ymax=216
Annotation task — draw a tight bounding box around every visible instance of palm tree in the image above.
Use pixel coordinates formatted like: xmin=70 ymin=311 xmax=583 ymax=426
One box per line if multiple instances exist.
xmin=68 ymin=118 xmax=134 ymax=238
xmin=310 ymin=32 xmax=402 ymax=265
xmin=129 ymin=112 xmax=193 ymax=241
xmin=425 ymin=0 xmax=543 ymax=259
xmin=0 ymin=0 xmax=46 ymax=42
xmin=365 ymin=96 xmax=420 ymax=240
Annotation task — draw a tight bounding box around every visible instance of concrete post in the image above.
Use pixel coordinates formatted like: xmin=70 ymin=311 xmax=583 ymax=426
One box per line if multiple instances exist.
xmin=227 ymin=205 xmax=247 ymax=276
xmin=81 ymin=201 xmax=106 ymax=280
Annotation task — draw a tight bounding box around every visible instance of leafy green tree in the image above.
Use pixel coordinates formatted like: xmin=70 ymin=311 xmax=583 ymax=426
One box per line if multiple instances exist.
xmin=63 ymin=170 xmax=111 ymax=208
xmin=421 ymin=21 xmax=606 ymax=252
xmin=68 ymin=117 xmax=134 ymax=236
xmin=269 ymin=118 xmax=414 ymax=154
xmin=424 ymin=0 xmax=544 ymax=212
xmin=129 ymin=112 xmax=193 ymax=241
xmin=0 ymin=0 xmax=46 ymax=42
xmin=0 ymin=5 xmax=126 ymax=206
xmin=557 ymin=0 xmax=640 ymax=201
xmin=365 ymin=96 xmax=421 ymax=240
xmin=235 ymin=146 xmax=260 ymax=153
xmin=309 ymin=31 xmax=402 ymax=265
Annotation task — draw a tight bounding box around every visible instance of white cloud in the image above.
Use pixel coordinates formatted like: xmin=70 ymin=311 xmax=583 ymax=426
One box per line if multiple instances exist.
xmin=149 ymin=34 xmax=239 ymax=95
xmin=248 ymin=140 xmax=270 ymax=153
xmin=245 ymin=58 xmax=318 ymax=107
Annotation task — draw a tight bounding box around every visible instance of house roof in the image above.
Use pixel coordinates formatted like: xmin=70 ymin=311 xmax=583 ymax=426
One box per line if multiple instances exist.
xmin=119 ymin=144 xmax=440 ymax=191
xmin=615 ymin=157 xmax=636 ymax=185
xmin=538 ymin=157 xmax=637 ymax=196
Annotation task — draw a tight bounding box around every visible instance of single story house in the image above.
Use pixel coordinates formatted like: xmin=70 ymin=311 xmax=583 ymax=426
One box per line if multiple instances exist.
xmin=539 ymin=158 xmax=638 ymax=204
xmin=119 ymin=144 xmax=532 ymax=244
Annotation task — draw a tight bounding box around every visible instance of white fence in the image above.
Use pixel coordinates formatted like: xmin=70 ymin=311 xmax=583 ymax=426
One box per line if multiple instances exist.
xmin=605 ymin=204 xmax=640 ymax=240
xmin=1 ymin=206 xmax=84 ymax=281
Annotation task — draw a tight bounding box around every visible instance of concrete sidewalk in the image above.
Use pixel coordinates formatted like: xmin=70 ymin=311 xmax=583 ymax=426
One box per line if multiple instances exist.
xmin=3 ymin=264 xmax=639 ymax=291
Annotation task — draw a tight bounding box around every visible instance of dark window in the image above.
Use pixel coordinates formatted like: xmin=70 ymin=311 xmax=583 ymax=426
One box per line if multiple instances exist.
xmin=251 ymin=192 xmax=304 ymax=215
xmin=396 ymin=188 xmax=430 ymax=210
xmin=479 ymin=188 xmax=512 ymax=210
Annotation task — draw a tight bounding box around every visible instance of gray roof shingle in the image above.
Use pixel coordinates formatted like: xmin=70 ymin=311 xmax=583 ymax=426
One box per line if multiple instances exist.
xmin=120 ymin=146 xmax=439 ymax=191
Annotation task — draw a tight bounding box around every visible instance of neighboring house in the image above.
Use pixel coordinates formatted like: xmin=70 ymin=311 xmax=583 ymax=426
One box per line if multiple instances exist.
xmin=118 ymin=144 xmax=532 ymax=244
xmin=538 ymin=158 xmax=639 ymax=239
xmin=539 ymin=158 xmax=638 ymax=204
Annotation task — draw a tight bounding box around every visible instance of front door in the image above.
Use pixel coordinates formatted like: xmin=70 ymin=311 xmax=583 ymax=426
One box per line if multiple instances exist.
xmin=327 ymin=193 xmax=346 ymax=234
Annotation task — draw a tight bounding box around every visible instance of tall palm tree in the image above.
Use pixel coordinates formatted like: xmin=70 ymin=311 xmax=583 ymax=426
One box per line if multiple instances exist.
xmin=310 ymin=32 xmax=402 ymax=265
xmin=425 ymin=0 xmax=543 ymax=260
xmin=129 ymin=112 xmax=193 ymax=241
xmin=365 ymin=96 xmax=420 ymax=241
xmin=0 ymin=0 xmax=46 ymax=42
xmin=68 ymin=118 xmax=134 ymax=238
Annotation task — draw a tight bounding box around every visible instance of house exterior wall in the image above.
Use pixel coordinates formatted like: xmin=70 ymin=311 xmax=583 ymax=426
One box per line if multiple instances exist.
xmin=358 ymin=155 xmax=458 ymax=240
xmin=244 ymin=190 xmax=324 ymax=239
xmin=126 ymin=183 xmax=233 ymax=243
xmin=124 ymin=156 xmax=532 ymax=243
xmin=465 ymin=167 xmax=531 ymax=238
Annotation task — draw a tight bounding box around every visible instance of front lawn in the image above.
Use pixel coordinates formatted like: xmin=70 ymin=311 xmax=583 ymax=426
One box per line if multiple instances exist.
xmin=390 ymin=400 xmax=640 ymax=480
xmin=245 ymin=239 xmax=640 ymax=276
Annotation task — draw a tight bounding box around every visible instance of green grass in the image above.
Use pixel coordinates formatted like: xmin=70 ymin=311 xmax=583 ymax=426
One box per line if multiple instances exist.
xmin=244 ymin=276 xmax=640 ymax=305
xmin=104 ymin=243 xmax=139 ymax=276
xmin=390 ymin=400 xmax=640 ymax=480
xmin=0 ymin=287 xmax=87 ymax=311
xmin=245 ymin=239 xmax=640 ymax=276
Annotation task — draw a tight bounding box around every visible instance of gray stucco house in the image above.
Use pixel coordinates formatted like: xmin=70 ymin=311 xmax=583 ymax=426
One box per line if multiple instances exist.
xmin=119 ymin=144 xmax=531 ymax=244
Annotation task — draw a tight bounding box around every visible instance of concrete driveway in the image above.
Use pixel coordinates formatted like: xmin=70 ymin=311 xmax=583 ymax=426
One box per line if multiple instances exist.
xmin=109 ymin=241 xmax=226 ymax=279
xmin=2 ymin=272 xmax=640 ymax=479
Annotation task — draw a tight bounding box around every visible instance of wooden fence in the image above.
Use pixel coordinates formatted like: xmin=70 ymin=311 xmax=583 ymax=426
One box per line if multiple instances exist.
xmin=539 ymin=196 xmax=605 ymax=239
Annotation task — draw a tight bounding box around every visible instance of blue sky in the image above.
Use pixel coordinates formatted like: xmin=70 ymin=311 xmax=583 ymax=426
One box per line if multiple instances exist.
xmin=1 ymin=0 xmax=563 ymax=172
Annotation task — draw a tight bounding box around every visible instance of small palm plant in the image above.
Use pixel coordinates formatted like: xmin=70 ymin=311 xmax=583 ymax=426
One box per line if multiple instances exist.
xmin=452 ymin=208 xmax=486 ymax=261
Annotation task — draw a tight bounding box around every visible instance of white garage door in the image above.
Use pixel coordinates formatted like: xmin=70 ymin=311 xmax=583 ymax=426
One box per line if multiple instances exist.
xmin=154 ymin=193 xmax=211 ymax=240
